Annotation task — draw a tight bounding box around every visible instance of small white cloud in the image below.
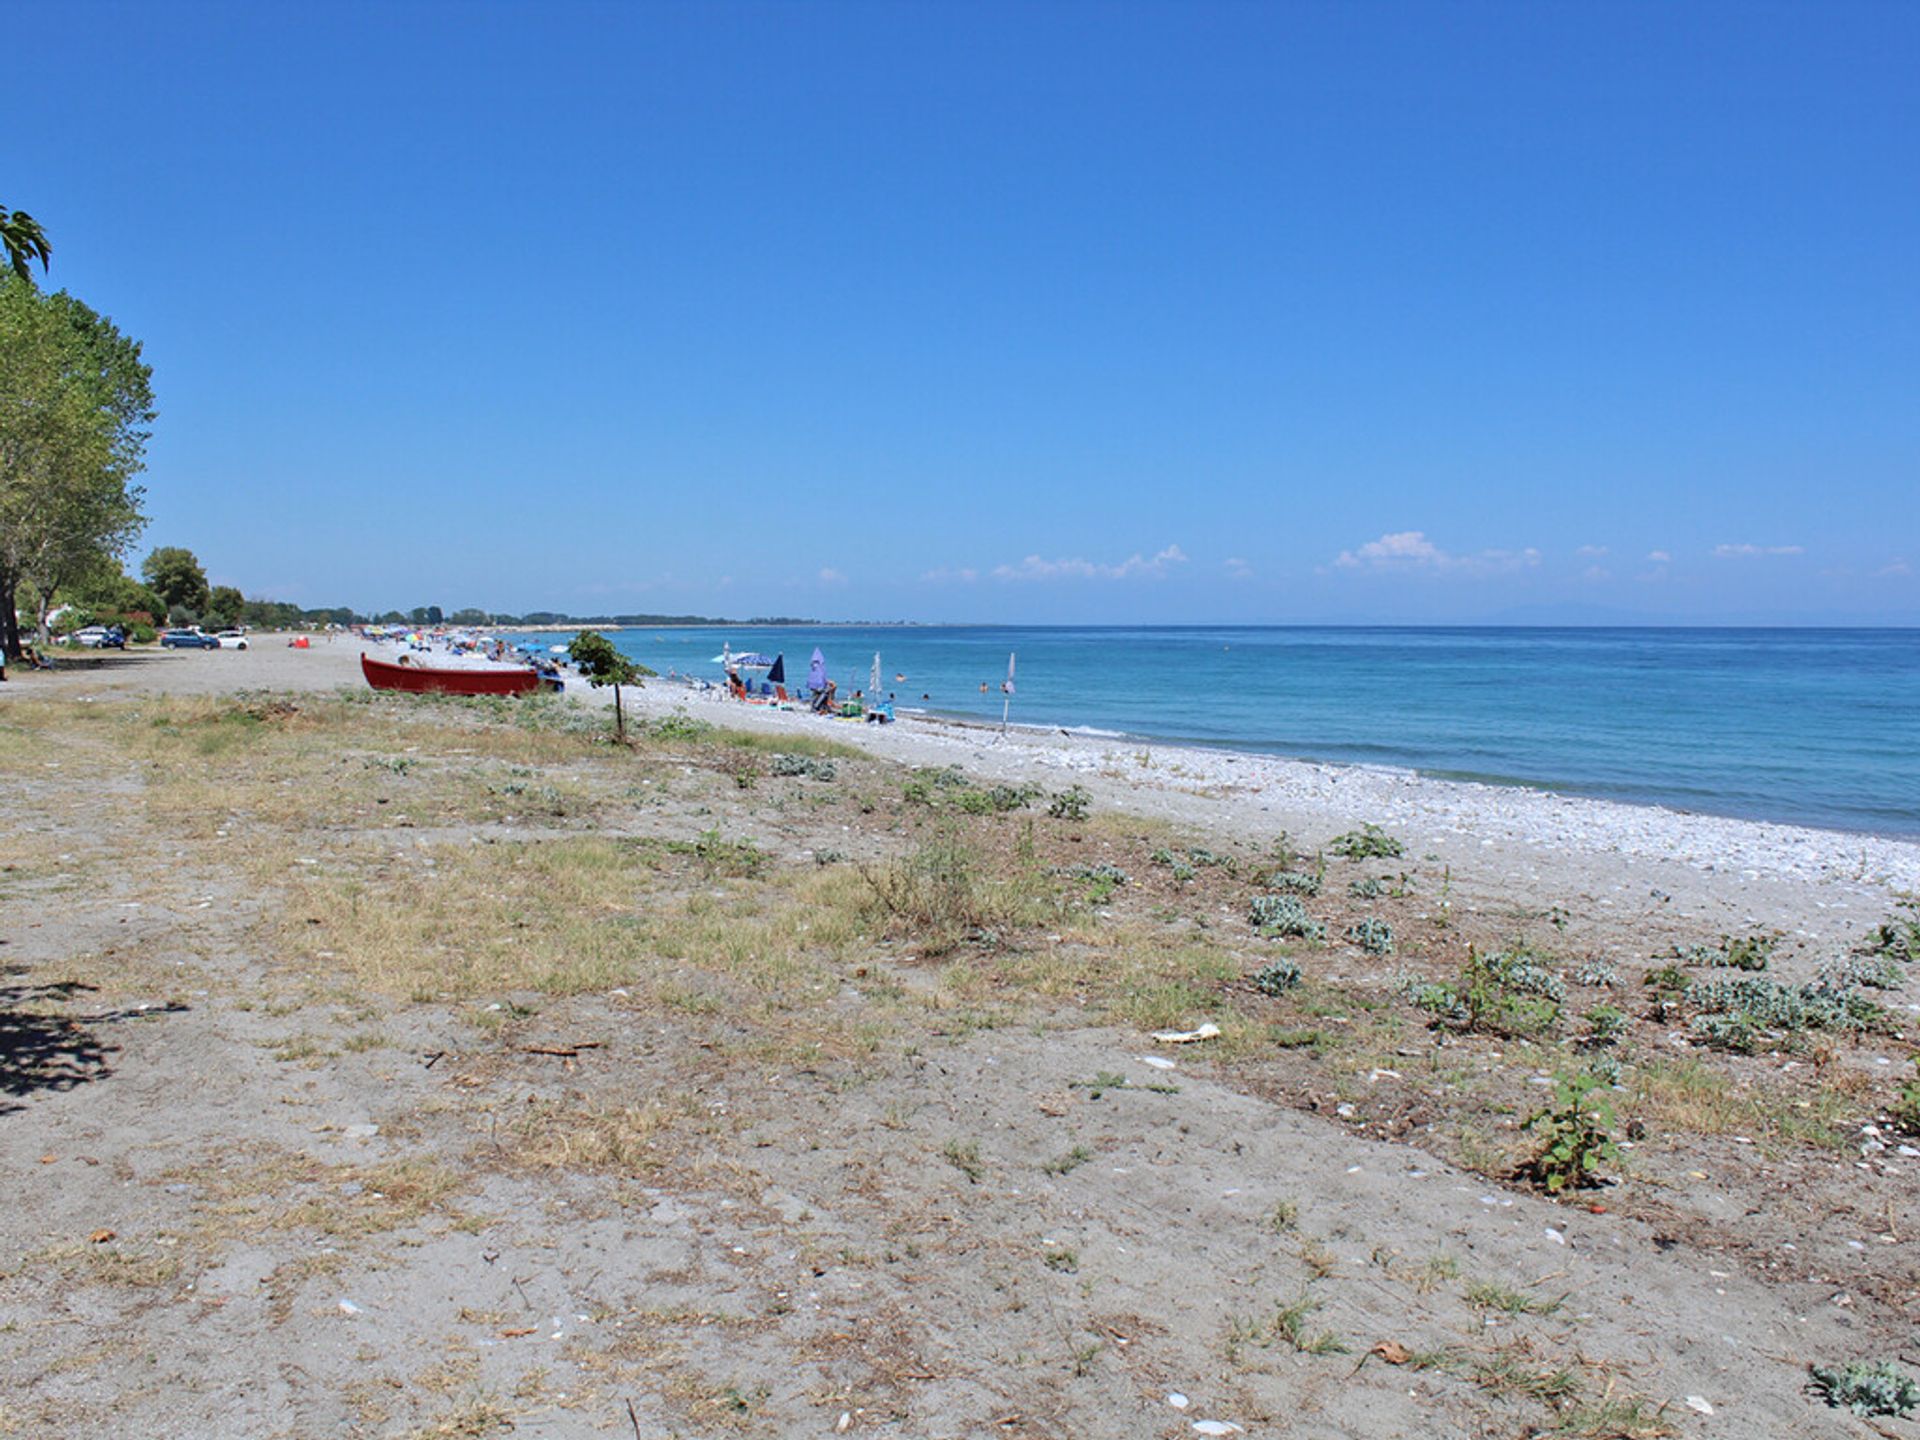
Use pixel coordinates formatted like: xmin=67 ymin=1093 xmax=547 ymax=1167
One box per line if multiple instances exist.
xmin=1334 ymin=531 xmax=1539 ymax=576
xmin=1224 ymin=557 xmax=1253 ymax=580
xmin=920 ymin=566 xmax=979 ymax=583
xmin=1874 ymin=559 xmax=1912 ymax=578
xmin=1713 ymin=543 xmax=1803 ymax=558
xmin=991 ymin=544 xmax=1189 ymax=582
xmin=818 ymin=567 xmax=847 ymax=585
xmin=1646 ymin=550 xmax=1672 ymax=563
xmin=1575 ymin=545 xmax=1609 ymax=558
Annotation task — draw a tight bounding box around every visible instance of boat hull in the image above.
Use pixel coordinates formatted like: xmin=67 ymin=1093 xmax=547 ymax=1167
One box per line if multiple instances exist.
xmin=361 ymin=652 xmax=541 ymax=696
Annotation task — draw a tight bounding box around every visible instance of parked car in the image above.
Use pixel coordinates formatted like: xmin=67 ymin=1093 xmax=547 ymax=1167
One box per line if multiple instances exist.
xmin=161 ymin=628 xmax=220 ymax=649
xmin=214 ymin=630 xmax=249 ymax=649
xmin=67 ymin=625 xmax=126 ymax=649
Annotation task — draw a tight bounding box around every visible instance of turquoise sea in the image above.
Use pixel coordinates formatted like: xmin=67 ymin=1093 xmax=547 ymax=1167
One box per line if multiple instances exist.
xmin=518 ymin=626 xmax=1920 ymax=837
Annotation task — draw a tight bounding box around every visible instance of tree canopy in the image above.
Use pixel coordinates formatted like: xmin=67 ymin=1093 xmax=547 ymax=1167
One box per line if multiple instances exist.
xmin=141 ymin=546 xmax=210 ymax=615
xmin=569 ymin=630 xmax=654 ymax=740
xmin=0 ymin=275 xmax=154 ymax=654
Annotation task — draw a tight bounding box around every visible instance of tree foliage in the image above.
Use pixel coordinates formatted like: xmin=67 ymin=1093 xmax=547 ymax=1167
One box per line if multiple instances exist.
xmin=568 ymin=629 xmax=654 ymax=741
xmin=0 ymin=206 xmax=51 ymax=284
xmin=141 ymin=546 xmax=210 ymax=614
xmin=0 ymin=275 xmax=154 ymax=654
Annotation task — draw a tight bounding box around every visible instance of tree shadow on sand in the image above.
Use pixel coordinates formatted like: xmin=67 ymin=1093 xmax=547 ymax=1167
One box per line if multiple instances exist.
xmin=0 ymin=974 xmax=189 ymax=1116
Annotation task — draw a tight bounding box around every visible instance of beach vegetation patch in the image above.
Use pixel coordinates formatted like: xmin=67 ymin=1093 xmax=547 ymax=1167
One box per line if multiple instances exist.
xmin=1521 ymin=1072 xmax=1619 ymax=1195
xmin=770 ymin=753 xmax=837 ymax=781
xmin=1345 ymin=918 xmax=1394 ymax=956
xmin=1404 ymin=945 xmax=1563 ymax=1036
xmin=1264 ymin=869 xmax=1322 ymax=897
xmin=1249 ymin=894 xmax=1324 ymax=941
xmin=1683 ymin=974 xmax=1883 ymax=1052
xmin=1251 ymin=958 xmax=1302 ymax=995
xmin=1861 ymin=911 xmax=1920 ymax=963
xmin=1807 ymin=1359 xmax=1920 ymax=1418
xmin=860 ymin=830 xmax=1061 ymax=957
xmin=1046 ymin=785 xmax=1092 ymax=821
xmin=1666 ymin=933 xmax=1775 ymax=971
xmin=1328 ymin=824 xmax=1403 ymax=860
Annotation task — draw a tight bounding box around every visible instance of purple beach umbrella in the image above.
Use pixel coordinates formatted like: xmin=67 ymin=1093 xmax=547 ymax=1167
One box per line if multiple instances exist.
xmin=807 ymin=647 xmax=827 ymax=694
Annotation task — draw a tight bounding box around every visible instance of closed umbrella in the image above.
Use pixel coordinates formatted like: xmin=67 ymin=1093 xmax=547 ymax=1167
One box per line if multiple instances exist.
xmin=1001 ymin=651 xmax=1015 ymax=730
xmin=870 ymin=652 xmax=881 ymax=695
xmin=807 ymin=648 xmax=827 ymax=694
xmin=768 ymin=654 xmax=785 ymax=685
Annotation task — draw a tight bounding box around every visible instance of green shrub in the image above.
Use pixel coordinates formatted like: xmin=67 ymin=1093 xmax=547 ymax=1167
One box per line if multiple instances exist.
xmin=1328 ymin=824 xmax=1403 ymax=860
xmin=1251 ymin=959 xmax=1302 ymax=995
xmin=1581 ymin=1005 xmax=1629 ymax=1048
xmin=1807 ymin=1360 xmax=1919 ymax=1418
xmin=1668 ymin=933 xmax=1775 ymax=971
xmin=771 ymin=753 xmax=836 ymax=780
xmin=1345 ymin=919 xmax=1394 ymax=956
xmin=1521 ymin=1072 xmax=1620 ymax=1194
xmin=1249 ymin=894 xmax=1324 ymax=942
xmin=1862 ymin=912 xmax=1920 ymax=963
xmin=1266 ymin=870 xmax=1322 ymax=897
xmin=1347 ymin=876 xmax=1387 ymax=900
xmin=1403 ymin=945 xmax=1563 ymax=1037
xmin=1685 ymin=974 xmax=1883 ymax=1051
xmin=1047 ymin=786 xmax=1091 ymax=821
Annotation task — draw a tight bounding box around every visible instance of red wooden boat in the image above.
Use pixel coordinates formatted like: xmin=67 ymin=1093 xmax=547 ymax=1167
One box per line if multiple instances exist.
xmin=361 ymin=651 xmax=542 ymax=696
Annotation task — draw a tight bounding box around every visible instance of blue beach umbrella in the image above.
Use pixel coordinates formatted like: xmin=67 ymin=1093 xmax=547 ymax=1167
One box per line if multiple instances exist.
xmin=808 ymin=648 xmax=827 ymax=694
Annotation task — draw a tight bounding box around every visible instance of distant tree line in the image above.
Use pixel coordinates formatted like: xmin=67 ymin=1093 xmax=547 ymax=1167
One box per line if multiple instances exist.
xmin=42 ymin=548 xmax=823 ymax=638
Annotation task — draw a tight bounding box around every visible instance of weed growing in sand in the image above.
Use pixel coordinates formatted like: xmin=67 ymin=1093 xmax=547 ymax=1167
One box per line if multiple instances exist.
xmin=1668 ymin=933 xmax=1775 ymax=971
xmin=861 ymin=831 xmax=1060 ymax=956
xmin=942 ymin=1139 xmax=985 ymax=1183
xmin=1267 ymin=1198 xmax=1300 ymax=1231
xmin=1264 ymin=869 xmax=1322 ymax=897
xmin=1551 ymin=1397 xmax=1676 ymax=1439
xmin=1807 ymin=1359 xmax=1920 ymax=1418
xmin=1251 ymin=958 xmax=1302 ymax=995
xmin=1271 ymin=1293 xmax=1349 ymax=1355
xmin=1042 ymin=1145 xmax=1093 ymax=1176
xmin=770 ymin=753 xmax=836 ymax=780
xmin=663 ymin=829 xmax=768 ymax=878
xmin=1250 ymin=894 xmax=1324 ymax=941
xmin=1581 ymin=1005 xmax=1630 ymax=1049
xmin=1069 ymin=1071 xmax=1178 ymax=1097
xmin=1684 ymin=974 xmax=1882 ymax=1052
xmin=1047 ymin=785 xmax=1092 ymax=821
xmin=1861 ymin=906 xmax=1920 ymax=963
xmin=1521 ymin=1072 xmax=1619 ymax=1194
xmin=1465 ymin=1279 xmax=1563 ymax=1316
xmin=1404 ymin=945 xmax=1564 ymax=1037
xmin=1328 ymin=824 xmax=1403 ymax=859
xmin=1042 ymin=1247 xmax=1079 ymax=1273
xmin=1345 ymin=918 xmax=1394 ymax=956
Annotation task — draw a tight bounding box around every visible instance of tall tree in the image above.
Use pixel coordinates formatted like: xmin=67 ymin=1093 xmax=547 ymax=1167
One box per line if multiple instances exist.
xmin=0 ymin=207 xmax=51 ymax=284
xmin=0 ymin=277 xmax=153 ymax=655
xmin=141 ymin=546 xmax=210 ymax=615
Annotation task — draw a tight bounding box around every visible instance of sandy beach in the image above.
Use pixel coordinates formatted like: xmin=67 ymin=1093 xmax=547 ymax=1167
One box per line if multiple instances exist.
xmin=3 ymin=644 xmax=1917 ymax=1437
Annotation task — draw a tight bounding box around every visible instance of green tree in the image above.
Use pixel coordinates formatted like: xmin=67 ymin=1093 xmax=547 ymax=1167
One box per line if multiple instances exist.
xmin=568 ymin=629 xmax=653 ymax=741
xmin=203 ymin=584 xmax=244 ymax=629
xmin=1 ymin=206 xmax=51 ymax=284
xmin=0 ymin=276 xmax=153 ymax=655
xmin=141 ymin=547 xmax=209 ymax=615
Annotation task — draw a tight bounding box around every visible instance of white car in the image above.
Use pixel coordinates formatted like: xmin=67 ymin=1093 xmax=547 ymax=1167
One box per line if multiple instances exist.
xmin=214 ymin=630 xmax=249 ymax=650
xmin=69 ymin=626 xmax=111 ymax=647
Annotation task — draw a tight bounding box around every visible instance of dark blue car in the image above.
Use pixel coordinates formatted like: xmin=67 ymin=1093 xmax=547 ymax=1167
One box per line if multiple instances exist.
xmin=161 ymin=628 xmax=220 ymax=649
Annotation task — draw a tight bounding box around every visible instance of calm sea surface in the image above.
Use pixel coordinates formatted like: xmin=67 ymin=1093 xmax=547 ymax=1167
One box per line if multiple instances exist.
xmin=516 ymin=626 xmax=1920 ymax=837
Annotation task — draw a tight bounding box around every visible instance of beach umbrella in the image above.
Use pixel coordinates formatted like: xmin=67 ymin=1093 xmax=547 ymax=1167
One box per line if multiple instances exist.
xmin=1001 ymin=651 xmax=1016 ymax=730
xmin=870 ymin=652 xmax=881 ymax=695
xmin=768 ymin=653 xmax=785 ymax=685
xmin=808 ymin=648 xmax=827 ymax=693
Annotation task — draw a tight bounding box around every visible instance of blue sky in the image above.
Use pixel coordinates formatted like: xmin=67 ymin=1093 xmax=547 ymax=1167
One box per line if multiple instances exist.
xmin=11 ymin=1 xmax=1917 ymax=623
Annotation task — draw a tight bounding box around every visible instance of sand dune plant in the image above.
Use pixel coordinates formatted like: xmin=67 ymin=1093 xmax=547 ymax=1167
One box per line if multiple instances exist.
xmin=1684 ymin=974 xmax=1882 ymax=1052
xmin=1345 ymin=918 xmax=1394 ymax=956
xmin=1250 ymin=894 xmax=1324 ymax=941
xmin=1046 ymin=785 xmax=1092 ymax=821
xmin=1404 ymin=945 xmax=1564 ymax=1036
xmin=1807 ymin=1359 xmax=1920 ymax=1418
xmin=860 ymin=832 xmax=1059 ymax=956
xmin=1521 ymin=1072 xmax=1619 ymax=1194
xmin=1251 ymin=958 xmax=1302 ymax=995
xmin=1328 ymin=824 xmax=1403 ymax=860
xmin=1668 ymin=933 xmax=1775 ymax=970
